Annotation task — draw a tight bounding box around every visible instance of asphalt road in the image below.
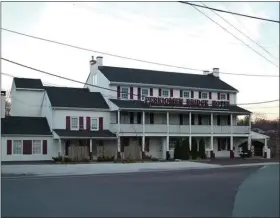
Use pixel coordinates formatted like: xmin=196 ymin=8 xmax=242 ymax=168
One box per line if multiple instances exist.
xmin=1 ymin=166 xmax=278 ymax=217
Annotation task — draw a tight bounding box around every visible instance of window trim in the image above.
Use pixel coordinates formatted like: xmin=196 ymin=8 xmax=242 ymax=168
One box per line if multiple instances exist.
xmin=12 ymin=140 xmax=23 ymax=155
xmin=120 ymin=87 xmax=129 ymax=99
xmin=201 ymin=92 xmax=208 ymax=99
xmin=91 ymin=117 xmax=99 ymax=131
xmin=220 ymin=93 xmax=226 ymax=100
xmin=32 ymin=140 xmax=42 ymax=155
xmin=183 ymin=90 xmax=190 ymax=98
xmin=70 ymin=116 xmax=79 ymax=130
xmin=162 ymin=89 xmax=170 ymax=97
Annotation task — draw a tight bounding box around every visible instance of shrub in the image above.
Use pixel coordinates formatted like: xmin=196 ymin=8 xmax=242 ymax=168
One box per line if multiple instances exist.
xmin=174 ymin=139 xmax=182 ymax=160
xmin=52 ymin=156 xmax=63 ymax=162
xmin=198 ymin=139 xmax=207 ymax=159
xmin=191 ymin=143 xmax=198 ymax=160
xmin=97 ymin=156 xmax=115 ymax=162
xmin=181 ymin=139 xmax=190 ymax=160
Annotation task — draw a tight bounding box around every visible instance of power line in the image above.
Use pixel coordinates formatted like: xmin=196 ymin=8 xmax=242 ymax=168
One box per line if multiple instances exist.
xmin=184 ymin=3 xmax=279 ymax=68
xmin=1 ymin=58 xmax=279 ymax=107
xmin=2 ymin=28 xmax=279 ymax=78
xmin=179 ymin=2 xmax=280 ymax=23
xmin=201 ymin=2 xmax=279 ymax=62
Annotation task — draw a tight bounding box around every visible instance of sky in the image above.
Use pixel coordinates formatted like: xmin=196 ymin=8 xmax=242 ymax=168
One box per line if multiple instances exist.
xmin=1 ymin=1 xmax=279 ymax=120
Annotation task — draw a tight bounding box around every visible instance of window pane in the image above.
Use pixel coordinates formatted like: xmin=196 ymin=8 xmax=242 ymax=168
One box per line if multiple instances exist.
xmin=202 ymin=93 xmax=208 ymax=99
xmin=91 ymin=118 xmax=98 ymax=130
xmin=32 ymin=140 xmax=42 ymax=154
xmin=183 ymin=91 xmax=189 ymax=98
xmin=141 ymin=89 xmax=149 ymax=97
xmin=71 ymin=117 xmax=78 ymax=129
xmin=163 ymin=89 xmax=169 ymax=97
xmin=221 ymin=94 xmax=226 ymax=100
xmin=121 ymin=88 xmax=128 ymax=99
xmin=13 ymin=140 xmax=22 ymax=154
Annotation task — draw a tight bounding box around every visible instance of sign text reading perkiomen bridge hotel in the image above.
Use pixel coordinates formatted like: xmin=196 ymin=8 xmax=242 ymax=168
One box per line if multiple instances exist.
xmin=144 ymin=97 xmax=230 ymax=108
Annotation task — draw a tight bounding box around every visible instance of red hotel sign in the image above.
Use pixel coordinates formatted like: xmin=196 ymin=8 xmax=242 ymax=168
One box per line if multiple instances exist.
xmin=144 ymin=97 xmax=229 ymax=108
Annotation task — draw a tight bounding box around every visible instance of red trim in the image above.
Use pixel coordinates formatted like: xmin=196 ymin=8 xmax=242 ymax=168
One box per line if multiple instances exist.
xmin=150 ymin=88 xmax=153 ymax=96
xmin=99 ymin=117 xmax=103 ymax=131
xmin=217 ymin=93 xmax=220 ymax=100
xmin=137 ymin=87 xmax=141 ymax=100
xmin=7 ymin=140 xmax=12 ymax=155
xmin=180 ymin=90 xmax=183 ymax=98
xmin=170 ymin=89 xmax=173 ymax=97
xmin=23 ymin=140 xmax=32 ymax=155
xmin=43 ymin=140 xmax=47 ymax=154
xmin=117 ymin=86 xmax=120 ymax=98
xmin=191 ymin=91 xmax=194 ymax=98
xmin=158 ymin=88 xmax=162 ymax=96
xmin=227 ymin=93 xmax=230 ymax=101
xmin=66 ymin=116 xmax=70 ymax=130
xmin=130 ymin=87 xmax=133 ymax=99
xmin=79 ymin=117 xmax=84 ymax=130
xmin=86 ymin=117 xmax=91 ymax=130
xmin=209 ymin=92 xmax=212 ymax=99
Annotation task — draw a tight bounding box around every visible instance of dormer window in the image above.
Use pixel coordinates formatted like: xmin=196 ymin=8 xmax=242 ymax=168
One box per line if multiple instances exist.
xmin=121 ymin=87 xmax=129 ymax=99
xmin=183 ymin=91 xmax=190 ymax=98
xmin=220 ymin=93 xmax=226 ymax=100
xmin=201 ymin=92 xmax=208 ymax=99
xmin=162 ymin=89 xmax=169 ymax=97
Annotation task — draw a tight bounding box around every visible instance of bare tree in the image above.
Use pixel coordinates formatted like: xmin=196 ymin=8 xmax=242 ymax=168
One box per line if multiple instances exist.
xmin=4 ymin=90 xmax=11 ymax=116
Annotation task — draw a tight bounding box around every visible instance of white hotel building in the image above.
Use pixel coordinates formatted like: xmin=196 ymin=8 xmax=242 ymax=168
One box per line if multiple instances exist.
xmin=1 ymin=57 xmax=270 ymax=162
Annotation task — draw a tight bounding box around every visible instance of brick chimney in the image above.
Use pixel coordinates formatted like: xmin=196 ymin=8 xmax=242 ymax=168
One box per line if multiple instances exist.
xmin=96 ymin=56 xmax=103 ymax=66
xmin=1 ymin=90 xmax=6 ymax=118
xmin=212 ymin=68 xmax=220 ymax=78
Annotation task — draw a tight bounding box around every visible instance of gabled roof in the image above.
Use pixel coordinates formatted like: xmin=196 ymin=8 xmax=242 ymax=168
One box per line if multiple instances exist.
xmin=99 ymin=66 xmax=238 ymax=91
xmin=44 ymin=86 xmax=109 ymax=109
xmin=1 ymin=116 xmax=52 ymax=135
xmin=53 ymin=129 xmax=116 ymax=138
xmin=14 ymin=78 xmax=44 ymax=89
xmin=109 ymin=99 xmax=251 ymax=114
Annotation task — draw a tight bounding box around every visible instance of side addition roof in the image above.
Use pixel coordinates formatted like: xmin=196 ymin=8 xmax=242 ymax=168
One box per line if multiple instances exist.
xmin=14 ymin=78 xmax=44 ymax=89
xmin=1 ymin=116 xmax=52 ymax=135
xmin=44 ymin=86 xmax=109 ymax=109
xmin=99 ymin=66 xmax=238 ymax=91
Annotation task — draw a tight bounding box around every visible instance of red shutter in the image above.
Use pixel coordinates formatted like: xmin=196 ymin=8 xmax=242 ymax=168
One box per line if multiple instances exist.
xmin=117 ymin=86 xmax=120 ymax=98
xmin=209 ymin=92 xmax=212 ymax=99
xmin=43 ymin=140 xmax=47 ymax=155
xmin=86 ymin=117 xmax=91 ymax=130
xmin=66 ymin=116 xmax=70 ymax=130
xmin=180 ymin=90 xmax=183 ymax=98
xmin=130 ymin=87 xmax=133 ymax=99
xmin=150 ymin=88 xmax=153 ymax=96
xmin=99 ymin=117 xmax=103 ymax=131
xmin=23 ymin=140 xmax=32 ymax=155
xmin=170 ymin=89 xmax=173 ymax=97
xmin=158 ymin=88 xmax=162 ymax=96
xmin=7 ymin=140 xmax=12 ymax=155
xmin=227 ymin=93 xmax=230 ymax=101
xmin=191 ymin=91 xmax=194 ymax=98
xmin=218 ymin=93 xmax=220 ymax=100
xmin=79 ymin=117 xmax=84 ymax=130
xmin=199 ymin=92 xmax=201 ymax=99
xmin=137 ymin=87 xmax=141 ymax=100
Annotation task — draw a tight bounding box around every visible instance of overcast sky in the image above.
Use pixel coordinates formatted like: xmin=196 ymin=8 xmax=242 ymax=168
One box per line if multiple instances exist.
xmin=1 ymin=2 xmax=279 ymax=119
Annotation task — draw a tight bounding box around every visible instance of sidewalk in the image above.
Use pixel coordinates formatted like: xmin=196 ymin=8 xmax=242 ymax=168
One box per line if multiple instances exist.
xmin=1 ymin=161 xmax=279 ymax=178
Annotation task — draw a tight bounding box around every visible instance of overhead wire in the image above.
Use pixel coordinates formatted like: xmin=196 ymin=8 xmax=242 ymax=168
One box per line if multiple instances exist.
xmin=2 ymin=28 xmax=279 ymax=77
xmin=182 ymin=2 xmax=279 ymax=68
xmin=178 ymin=2 xmax=280 ymax=23
xmin=200 ymin=2 xmax=279 ymax=62
xmin=1 ymin=59 xmax=279 ymax=107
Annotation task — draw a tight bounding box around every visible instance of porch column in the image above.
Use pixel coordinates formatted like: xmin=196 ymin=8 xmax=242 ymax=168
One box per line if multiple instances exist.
xmin=59 ymin=138 xmax=62 ymax=157
xmin=230 ymin=113 xmax=233 ymax=134
xmin=189 ymin=112 xmax=192 ymax=150
xmin=210 ymin=113 xmax=214 ymax=158
xmin=264 ymin=138 xmax=268 ymax=158
xmin=230 ymin=136 xmax=234 ymax=158
xmin=166 ymin=112 xmax=170 ymax=160
xmin=142 ymin=111 xmax=145 ymax=159
xmin=248 ymin=114 xmax=252 ymax=150
xmin=117 ymin=110 xmax=121 ymax=160
xmin=89 ymin=139 xmax=93 ymax=160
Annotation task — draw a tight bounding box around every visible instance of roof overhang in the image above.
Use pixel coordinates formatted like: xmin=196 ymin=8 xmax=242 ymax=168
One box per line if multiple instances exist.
xmin=52 ymin=107 xmax=110 ymax=111
xmin=1 ymin=134 xmax=53 ymax=137
xmin=57 ymin=136 xmax=117 ymax=139
xmin=15 ymin=88 xmax=45 ymax=91
xmin=109 ymin=81 xmax=238 ymax=93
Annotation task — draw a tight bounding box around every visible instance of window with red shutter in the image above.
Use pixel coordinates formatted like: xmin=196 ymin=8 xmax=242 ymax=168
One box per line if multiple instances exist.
xmin=150 ymin=88 xmax=153 ymax=96
xmin=130 ymin=87 xmax=134 ymax=99
xmin=99 ymin=117 xmax=103 ymax=131
xmin=86 ymin=117 xmax=91 ymax=130
xmin=66 ymin=116 xmax=70 ymax=130
xmin=79 ymin=117 xmax=84 ymax=130
xmin=209 ymin=92 xmax=212 ymax=99
xmin=7 ymin=140 xmax=12 ymax=155
xmin=170 ymin=89 xmax=173 ymax=97
xmin=43 ymin=140 xmax=48 ymax=154
xmin=180 ymin=90 xmax=183 ymax=98
xmin=137 ymin=87 xmax=141 ymax=100
xmin=117 ymin=86 xmax=120 ymax=98
xmin=218 ymin=93 xmax=221 ymax=100
xmin=199 ymin=92 xmax=202 ymax=99
xmin=158 ymin=88 xmax=162 ymax=96
xmin=23 ymin=140 xmax=32 ymax=155
xmin=227 ymin=93 xmax=230 ymax=101
xmin=191 ymin=91 xmax=194 ymax=98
